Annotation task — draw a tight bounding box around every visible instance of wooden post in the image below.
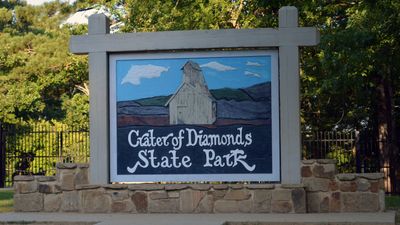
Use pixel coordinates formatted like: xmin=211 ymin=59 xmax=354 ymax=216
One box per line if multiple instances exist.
xmin=279 ymin=6 xmax=301 ymax=183
xmin=88 ymin=14 xmax=110 ymax=184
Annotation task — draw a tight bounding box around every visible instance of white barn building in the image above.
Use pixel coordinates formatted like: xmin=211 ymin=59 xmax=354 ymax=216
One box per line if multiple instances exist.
xmin=165 ymin=61 xmax=216 ymax=125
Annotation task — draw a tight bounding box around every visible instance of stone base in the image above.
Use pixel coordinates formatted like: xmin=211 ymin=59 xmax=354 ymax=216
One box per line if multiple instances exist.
xmin=301 ymin=159 xmax=385 ymax=213
xmin=13 ymin=161 xmax=385 ymax=213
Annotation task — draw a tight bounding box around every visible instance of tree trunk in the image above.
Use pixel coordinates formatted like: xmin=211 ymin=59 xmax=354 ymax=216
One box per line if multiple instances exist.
xmin=376 ymin=73 xmax=398 ymax=193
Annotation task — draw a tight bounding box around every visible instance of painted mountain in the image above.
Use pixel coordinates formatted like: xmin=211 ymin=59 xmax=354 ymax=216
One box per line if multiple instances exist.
xmin=117 ymin=81 xmax=271 ymax=127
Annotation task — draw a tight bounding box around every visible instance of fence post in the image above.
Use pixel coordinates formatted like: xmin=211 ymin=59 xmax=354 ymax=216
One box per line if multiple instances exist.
xmin=0 ymin=124 xmax=6 ymax=188
xmin=355 ymin=130 xmax=361 ymax=173
xmin=59 ymin=130 xmax=63 ymax=162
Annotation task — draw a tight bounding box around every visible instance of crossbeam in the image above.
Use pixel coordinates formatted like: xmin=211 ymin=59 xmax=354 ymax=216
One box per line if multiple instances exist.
xmin=70 ymin=27 xmax=319 ymax=54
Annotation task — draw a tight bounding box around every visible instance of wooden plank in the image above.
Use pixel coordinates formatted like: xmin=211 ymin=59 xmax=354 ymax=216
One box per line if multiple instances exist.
xmin=279 ymin=6 xmax=301 ymax=184
xmin=88 ymin=52 xmax=109 ymax=185
xmin=279 ymin=27 xmax=320 ymax=46
xmin=88 ymin=14 xmax=110 ymax=35
xmin=87 ymin=14 xmax=110 ymax=185
xmin=279 ymin=45 xmax=301 ymax=184
xmin=70 ymin=27 xmax=319 ymax=54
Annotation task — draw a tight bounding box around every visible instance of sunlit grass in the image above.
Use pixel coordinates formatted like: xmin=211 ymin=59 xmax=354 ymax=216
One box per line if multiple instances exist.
xmin=0 ymin=190 xmax=13 ymax=213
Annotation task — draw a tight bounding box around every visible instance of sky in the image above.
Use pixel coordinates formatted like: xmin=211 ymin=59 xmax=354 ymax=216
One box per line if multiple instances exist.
xmin=26 ymin=0 xmax=76 ymax=5
xmin=114 ymin=55 xmax=272 ymax=101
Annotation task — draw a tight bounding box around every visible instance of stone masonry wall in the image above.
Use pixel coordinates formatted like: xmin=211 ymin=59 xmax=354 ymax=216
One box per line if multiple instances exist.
xmin=301 ymin=159 xmax=385 ymax=212
xmin=13 ymin=160 xmax=384 ymax=213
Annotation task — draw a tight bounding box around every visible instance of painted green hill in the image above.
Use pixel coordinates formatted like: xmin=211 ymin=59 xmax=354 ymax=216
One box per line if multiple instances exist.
xmin=133 ymin=82 xmax=269 ymax=106
xmin=210 ymin=88 xmax=252 ymax=101
xmin=135 ymin=95 xmax=172 ymax=106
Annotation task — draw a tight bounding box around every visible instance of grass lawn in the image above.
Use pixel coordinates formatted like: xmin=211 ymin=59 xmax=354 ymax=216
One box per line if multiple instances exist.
xmin=385 ymin=195 xmax=400 ymax=225
xmin=0 ymin=190 xmax=13 ymax=213
xmin=387 ymin=195 xmax=400 ymax=210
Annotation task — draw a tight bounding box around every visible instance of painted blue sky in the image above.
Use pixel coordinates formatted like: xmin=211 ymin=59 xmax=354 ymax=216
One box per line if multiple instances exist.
xmin=115 ymin=55 xmax=272 ymax=101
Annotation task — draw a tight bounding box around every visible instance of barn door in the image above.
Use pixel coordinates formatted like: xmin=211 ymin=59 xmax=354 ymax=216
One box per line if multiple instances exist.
xmin=177 ymin=105 xmax=187 ymax=124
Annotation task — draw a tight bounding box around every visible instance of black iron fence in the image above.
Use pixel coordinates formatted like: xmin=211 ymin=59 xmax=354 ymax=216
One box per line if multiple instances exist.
xmin=302 ymin=131 xmax=357 ymax=173
xmin=0 ymin=123 xmax=89 ymax=187
xmin=302 ymin=130 xmax=399 ymax=194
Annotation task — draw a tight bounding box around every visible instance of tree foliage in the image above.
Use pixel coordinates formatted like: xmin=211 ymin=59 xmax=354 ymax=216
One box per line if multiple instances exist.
xmin=300 ymin=0 xmax=400 ymax=132
xmin=0 ymin=1 xmax=88 ymax=126
xmin=122 ymin=0 xmax=287 ymax=32
xmin=0 ymin=0 xmax=399 ymax=146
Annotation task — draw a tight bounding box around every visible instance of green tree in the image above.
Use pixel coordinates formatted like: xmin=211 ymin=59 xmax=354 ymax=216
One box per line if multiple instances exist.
xmin=298 ymin=0 xmax=400 ymax=189
xmin=122 ymin=0 xmax=274 ymax=32
xmin=0 ymin=7 xmax=13 ymax=31
xmin=0 ymin=2 xmax=89 ymax=127
xmin=0 ymin=0 xmax=24 ymax=9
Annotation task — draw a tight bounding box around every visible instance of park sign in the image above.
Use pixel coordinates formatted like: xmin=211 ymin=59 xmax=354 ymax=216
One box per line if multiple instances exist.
xmin=109 ymin=51 xmax=279 ymax=182
xmin=70 ymin=7 xmax=319 ymax=184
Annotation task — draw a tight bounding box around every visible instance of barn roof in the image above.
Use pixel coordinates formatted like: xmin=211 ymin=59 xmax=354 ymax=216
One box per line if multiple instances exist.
xmin=182 ymin=60 xmax=202 ymax=71
xmin=166 ymin=60 xmax=214 ymax=106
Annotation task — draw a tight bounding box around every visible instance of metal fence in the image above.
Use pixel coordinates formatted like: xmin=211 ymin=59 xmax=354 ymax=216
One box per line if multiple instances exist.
xmin=0 ymin=123 xmax=89 ymax=187
xmin=302 ymin=131 xmax=357 ymax=173
xmin=302 ymin=130 xmax=399 ymax=194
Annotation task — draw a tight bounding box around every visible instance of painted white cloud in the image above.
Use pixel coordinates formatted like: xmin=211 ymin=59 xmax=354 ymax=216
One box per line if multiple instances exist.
xmin=246 ymin=61 xmax=262 ymax=66
xmin=200 ymin=61 xmax=236 ymax=71
xmin=121 ymin=64 xmax=168 ymax=85
xmin=245 ymin=71 xmax=261 ymax=78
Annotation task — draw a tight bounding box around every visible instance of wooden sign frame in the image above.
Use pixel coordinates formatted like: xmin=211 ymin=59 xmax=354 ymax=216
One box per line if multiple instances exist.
xmin=69 ymin=6 xmax=319 ymax=184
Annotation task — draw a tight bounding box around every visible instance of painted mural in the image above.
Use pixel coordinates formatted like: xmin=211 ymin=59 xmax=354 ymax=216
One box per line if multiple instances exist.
xmin=110 ymin=51 xmax=279 ymax=182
